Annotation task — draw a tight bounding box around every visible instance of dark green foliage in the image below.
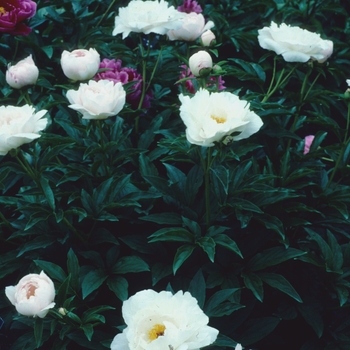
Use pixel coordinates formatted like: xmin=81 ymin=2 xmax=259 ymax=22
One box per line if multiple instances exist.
xmin=1 ymin=0 xmax=350 ymax=349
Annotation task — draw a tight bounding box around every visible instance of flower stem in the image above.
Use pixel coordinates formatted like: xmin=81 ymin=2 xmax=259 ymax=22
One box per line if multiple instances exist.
xmin=326 ymin=102 xmax=350 ymax=189
xmin=200 ymin=147 xmax=213 ymax=230
xmin=96 ymin=0 xmax=117 ymax=27
xmin=96 ymin=120 xmax=109 ymax=176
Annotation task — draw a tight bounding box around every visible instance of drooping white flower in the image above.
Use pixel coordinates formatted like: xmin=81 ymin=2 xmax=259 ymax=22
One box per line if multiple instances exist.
xmin=258 ymin=21 xmax=333 ymax=63
xmin=110 ymin=289 xmax=219 ymax=350
xmin=66 ymin=80 xmax=126 ymax=120
xmin=61 ymin=48 xmax=100 ymax=81
xmin=167 ymin=12 xmax=214 ymax=42
xmin=0 ymin=105 xmax=48 ymax=156
xmin=113 ymin=0 xmax=184 ymax=39
xmin=5 ymin=271 xmax=55 ymax=318
xmin=179 ymin=89 xmax=263 ymax=147
xmin=6 ymin=54 xmax=39 ymax=89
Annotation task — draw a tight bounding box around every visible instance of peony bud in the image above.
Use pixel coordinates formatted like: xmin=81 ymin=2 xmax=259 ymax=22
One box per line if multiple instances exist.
xmin=189 ymin=50 xmax=213 ymax=77
xmin=60 ymin=48 xmax=100 ymax=81
xmin=303 ymin=135 xmax=315 ymax=155
xmin=6 ymin=54 xmax=39 ymax=89
xmin=200 ymin=30 xmax=216 ymax=46
xmin=58 ymin=307 xmax=67 ymax=316
xmin=5 ymin=271 xmax=55 ymax=318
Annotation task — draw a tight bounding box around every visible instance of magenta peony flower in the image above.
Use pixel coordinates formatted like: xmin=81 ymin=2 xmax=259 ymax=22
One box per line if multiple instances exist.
xmin=179 ymin=64 xmax=225 ymax=94
xmin=177 ymin=0 xmax=202 ymax=14
xmin=0 ymin=0 xmax=37 ymax=35
xmin=95 ymin=59 xmax=152 ymax=109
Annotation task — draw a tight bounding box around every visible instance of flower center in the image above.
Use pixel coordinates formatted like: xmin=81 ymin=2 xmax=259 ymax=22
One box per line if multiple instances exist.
xmin=25 ymin=283 xmax=37 ymax=299
xmin=211 ymin=114 xmax=226 ymax=124
xmin=148 ymin=324 xmax=166 ymax=341
xmin=0 ymin=7 xmax=7 ymax=15
xmin=73 ymin=51 xmax=86 ymax=58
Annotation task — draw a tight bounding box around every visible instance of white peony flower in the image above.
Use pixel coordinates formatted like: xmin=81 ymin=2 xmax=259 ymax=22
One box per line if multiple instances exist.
xmin=66 ymin=80 xmax=126 ymax=120
xmin=168 ymin=12 xmax=214 ymax=42
xmin=179 ymin=89 xmax=263 ymax=147
xmin=6 ymin=54 xmax=39 ymax=89
xmin=113 ymin=0 xmax=184 ymax=39
xmin=5 ymin=271 xmax=55 ymax=318
xmin=189 ymin=50 xmax=213 ymax=77
xmin=0 ymin=105 xmax=48 ymax=156
xmin=61 ymin=48 xmax=100 ymax=81
xmin=258 ymin=21 xmax=333 ymax=63
xmin=110 ymin=289 xmax=219 ymax=350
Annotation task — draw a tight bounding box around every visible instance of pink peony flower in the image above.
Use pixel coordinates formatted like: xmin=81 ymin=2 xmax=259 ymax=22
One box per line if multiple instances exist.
xmin=95 ymin=59 xmax=152 ymax=109
xmin=177 ymin=0 xmax=202 ymax=14
xmin=0 ymin=0 xmax=37 ymax=35
xmin=304 ymin=135 xmax=315 ymax=154
xmin=179 ymin=64 xmax=225 ymax=94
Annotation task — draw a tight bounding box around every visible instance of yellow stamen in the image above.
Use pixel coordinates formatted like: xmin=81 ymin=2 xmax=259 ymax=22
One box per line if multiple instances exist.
xmin=0 ymin=7 xmax=7 ymax=15
xmin=211 ymin=115 xmax=226 ymax=124
xmin=148 ymin=324 xmax=166 ymax=341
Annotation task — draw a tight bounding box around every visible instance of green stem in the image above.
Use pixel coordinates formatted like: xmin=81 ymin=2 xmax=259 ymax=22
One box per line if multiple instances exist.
xmin=96 ymin=120 xmax=109 ymax=176
xmin=62 ymin=217 xmax=86 ymax=244
xmin=96 ymin=0 xmax=117 ymax=27
xmin=326 ymin=102 xmax=350 ymax=189
xmin=200 ymin=148 xmax=213 ymax=230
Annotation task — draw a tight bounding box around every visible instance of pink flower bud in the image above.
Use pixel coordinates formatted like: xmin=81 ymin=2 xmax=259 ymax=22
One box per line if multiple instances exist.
xmin=6 ymin=54 xmax=39 ymax=89
xmin=189 ymin=50 xmax=213 ymax=77
xmin=304 ymin=135 xmax=315 ymax=154
xmin=201 ymin=30 xmax=216 ymax=46
xmin=60 ymin=48 xmax=100 ymax=81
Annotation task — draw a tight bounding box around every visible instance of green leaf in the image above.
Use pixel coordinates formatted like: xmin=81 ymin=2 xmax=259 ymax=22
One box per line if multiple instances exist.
xmin=204 ymin=288 xmax=241 ymax=317
xmin=213 ymin=334 xmax=240 ymax=348
xmin=56 ymin=274 xmax=72 ymax=307
xmin=18 ymin=236 xmax=56 ymax=256
xmin=247 ymin=246 xmax=306 ymax=271
xmin=34 ymin=260 xmax=67 ymax=282
xmin=240 ymin=317 xmax=280 ymax=345
xmin=67 ymin=249 xmax=80 ymax=291
xmin=242 ymin=272 xmax=264 ymax=302
xmin=81 ymin=269 xmax=107 ymax=299
xmin=113 ymin=256 xmax=149 ymax=274
xmin=148 ymin=227 xmax=194 ymax=243
xmin=40 ymin=177 xmax=55 ymax=210
xmin=81 ymin=323 xmax=94 ymax=341
xmin=173 ymin=244 xmax=195 ymax=275
xmin=188 ymin=269 xmax=206 ymax=308
xmin=140 ymin=212 xmax=182 ymax=225
xmin=213 ymin=234 xmax=243 ymax=258
xmin=298 ymin=304 xmax=324 ymax=338
xmin=151 ymin=263 xmax=172 ymax=286
xmin=107 ymin=275 xmax=128 ymax=301
xmin=197 ymin=236 xmax=216 ymax=262
xmin=258 ymin=272 xmax=303 ymax=303
xmin=34 ymin=317 xmax=44 ymax=348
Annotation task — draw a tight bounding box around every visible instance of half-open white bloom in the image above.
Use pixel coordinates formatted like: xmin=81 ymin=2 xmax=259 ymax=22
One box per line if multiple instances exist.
xmin=113 ymin=0 xmax=184 ymax=39
xmin=110 ymin=289 xmax=219 ymax=350
xmin=179 ymin=89 xmax=263 ymax=147
xmin=66 ymin=80 xmax=126 ymax=120
xmin=0 ymin=105 xmax=48 ymax=156
xmin=258 ymin=21 xmax=333 ymax=63
xmin=6 ymin=54 xmax=39 ymax=89
xmin=5 ymin=271 xmax=55 ymax=318
xmin=61 ymin=48 xmax=100 ymax=81
xmin=168 ymin=12 xmax=214 ymax=42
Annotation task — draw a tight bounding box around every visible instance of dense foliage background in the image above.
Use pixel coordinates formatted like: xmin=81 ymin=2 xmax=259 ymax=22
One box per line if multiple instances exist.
xmin=2 ymin=0 xmax=350 ymax=349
